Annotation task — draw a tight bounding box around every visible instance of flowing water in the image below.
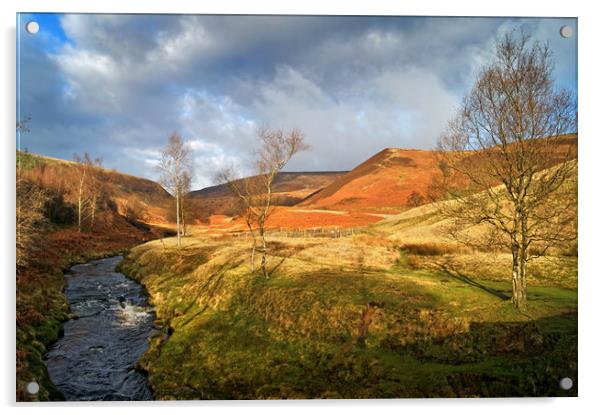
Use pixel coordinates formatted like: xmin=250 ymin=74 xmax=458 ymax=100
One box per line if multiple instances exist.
xmin=45 ymin=256 xmax=155 ymax=401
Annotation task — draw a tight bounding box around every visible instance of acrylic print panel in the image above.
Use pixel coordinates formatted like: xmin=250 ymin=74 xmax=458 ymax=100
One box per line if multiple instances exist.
xmin=16 ymin=13 xmax=578 ymax=401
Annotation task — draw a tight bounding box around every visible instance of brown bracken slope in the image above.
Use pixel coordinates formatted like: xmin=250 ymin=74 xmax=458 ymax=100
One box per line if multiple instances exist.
xmin=300 ymin=148 xmax=441 ymax=211
xmin=301 ymin=134 xmax=578 ymax=213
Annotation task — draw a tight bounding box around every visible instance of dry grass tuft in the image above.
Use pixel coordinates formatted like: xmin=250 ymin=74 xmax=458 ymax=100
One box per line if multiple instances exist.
xmin=399 ymin=242 xmax=468 ymax=256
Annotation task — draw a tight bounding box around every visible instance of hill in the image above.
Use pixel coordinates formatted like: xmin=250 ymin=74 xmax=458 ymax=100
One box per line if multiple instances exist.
xmin=301 ymin=134 xmax=578 ymax=213
xmin=17 ymin=152 xmax=173 ymax=224
xmin=300 ymin=148 xmax=441 ymax=211
xmin=189 ymin=171 xmax=347 ymax=216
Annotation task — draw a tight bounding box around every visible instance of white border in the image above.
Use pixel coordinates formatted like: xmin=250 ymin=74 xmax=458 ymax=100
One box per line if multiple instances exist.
xmin=2 ymin=1 xmax=601 ymax=414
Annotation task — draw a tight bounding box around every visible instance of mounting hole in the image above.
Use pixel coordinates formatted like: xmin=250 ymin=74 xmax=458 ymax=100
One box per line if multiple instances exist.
xmin=559 ymin=377 xmax=573 ymax=390
xmin=26 ymin=381 xmax=40 ymax=395
xmin=560 ymin=25 xmax=573 ymax=38
xmin=25 ymin=21 xmax=39 ymax=35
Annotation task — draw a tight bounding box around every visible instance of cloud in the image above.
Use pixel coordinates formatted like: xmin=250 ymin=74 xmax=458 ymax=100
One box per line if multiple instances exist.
xmin=18 ymin=14 xmax=577 ymax=189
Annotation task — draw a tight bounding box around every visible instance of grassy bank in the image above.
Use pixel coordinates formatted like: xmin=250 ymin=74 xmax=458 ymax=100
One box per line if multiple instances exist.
xmin=119 ymin=230 xmax=577 ymax=399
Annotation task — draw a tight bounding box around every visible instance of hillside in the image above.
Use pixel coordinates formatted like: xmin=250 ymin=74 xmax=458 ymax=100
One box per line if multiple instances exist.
xmin=300 ymin=148 xmax=441 ymax=211
xmin=198 ymin=135 xmax=578 ymax=231
xmin=189 ymin=171 xmax=347 ymax=216
xmin=301 ymin=134 xmax=578 ymax=213
xmin=17 ymin=152 xmax=173 ymax=224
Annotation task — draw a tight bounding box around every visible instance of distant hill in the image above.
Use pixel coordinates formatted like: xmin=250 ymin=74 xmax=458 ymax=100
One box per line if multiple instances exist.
xmin=189 ymin=171 xmax=347 ymax=216
xmin=301 ymin=134 xmax=578 ymax=212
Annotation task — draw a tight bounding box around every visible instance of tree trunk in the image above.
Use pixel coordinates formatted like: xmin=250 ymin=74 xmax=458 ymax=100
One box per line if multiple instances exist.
xmin=259 ymin=179 xmax=274 ymax=278
xmin=77 ymin=174 xmax=85 ymax=233
xmin=251 ymin=239 xmax=256 ymax=272
xmin=90 ymin=194 xmax=96 ymax=232
xmin=257 ymin=211 xmax=269 ymax=278
xmin=511 ymin=243 xmax=526 ymax=310
xmin=259 ymin=223 xmax=268 ymax=278
xmin=180 ymin=195 xmax=186 ymax=237
xmin=175 ymin=189 xmax=181 ymax=248
xmin=77 ymin=197 xmax=82 ymax=233
xmin=244 ymin=212 xmax=256 ymax=273
xmin=518 ymin=214 xmax=529 ymax=310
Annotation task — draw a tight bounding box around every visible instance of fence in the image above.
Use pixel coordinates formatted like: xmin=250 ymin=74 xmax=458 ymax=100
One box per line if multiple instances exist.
xmin=231 ymin=226 xmax=362 ymax=239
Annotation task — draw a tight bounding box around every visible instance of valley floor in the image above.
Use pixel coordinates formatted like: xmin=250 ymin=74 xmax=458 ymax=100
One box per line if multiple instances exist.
xmin=119 ymin=224 xmax=577 ymax=399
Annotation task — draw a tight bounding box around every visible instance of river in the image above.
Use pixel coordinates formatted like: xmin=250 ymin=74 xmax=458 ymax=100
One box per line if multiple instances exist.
xmin=44 ymin=256 xmax=155 ymax=401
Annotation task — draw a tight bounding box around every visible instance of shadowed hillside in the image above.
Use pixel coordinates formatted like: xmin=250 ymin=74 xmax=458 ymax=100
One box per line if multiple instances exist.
xmin=189 ymin=171 xmax=347 ymax=217
xmin=17 ymin=152 xmax=173 ymax=224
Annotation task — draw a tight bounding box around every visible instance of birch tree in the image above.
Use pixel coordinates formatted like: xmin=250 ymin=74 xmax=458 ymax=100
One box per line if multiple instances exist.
xmin=157 ymin=133 xmax=192 ymax=248
xmin=84 ymin=155 xmax=103 ymax=231
xmin=436 ymin=31 xmax=577 ymax=310
xmin=73 ymin=153 xmax=101 ymax=233
xmin=216 ymin=171 xmax=263 ymax=272
xmin=218 ymin=127 xmax=308 ymax=277
xmin=179 ymin=171 xmax=192 ymax=237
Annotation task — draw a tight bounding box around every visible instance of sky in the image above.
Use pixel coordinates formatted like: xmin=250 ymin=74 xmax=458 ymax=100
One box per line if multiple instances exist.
xmin=16 ymin=14 xmax=577 ymax=190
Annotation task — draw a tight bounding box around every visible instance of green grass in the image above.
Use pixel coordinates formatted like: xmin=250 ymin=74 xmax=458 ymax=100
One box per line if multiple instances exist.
xmin=119 ymin=236 xmax=578 ymax=399
xmin=17 ymin=151 xmax=45 ymax=171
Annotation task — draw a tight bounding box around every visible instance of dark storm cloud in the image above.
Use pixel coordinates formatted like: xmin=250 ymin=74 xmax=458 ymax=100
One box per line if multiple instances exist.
xmin=17 ymin=14 xmax=577 ymax=189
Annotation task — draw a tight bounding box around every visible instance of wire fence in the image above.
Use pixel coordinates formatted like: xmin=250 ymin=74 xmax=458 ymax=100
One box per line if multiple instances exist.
xmin=231 ymin=226 xmax=362 ymax=239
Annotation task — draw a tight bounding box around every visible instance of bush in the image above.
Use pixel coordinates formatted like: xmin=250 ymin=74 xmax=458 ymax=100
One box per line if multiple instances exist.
xmin=399 ymin=242 xmax=460 ymax=256
xmin=406 ymin=191 xmax=425 ymax=207
xmin=271 ymin=195 xmax=303 ymax=206
xmin=43 ymin=192 xmax=76 ymax=225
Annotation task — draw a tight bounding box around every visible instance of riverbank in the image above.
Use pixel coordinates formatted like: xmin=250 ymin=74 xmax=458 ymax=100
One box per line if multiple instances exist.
xmin=16 ymin=225 xmax=170 ymax=401
xmin=119 ymin=230 xmax=577 ymax=399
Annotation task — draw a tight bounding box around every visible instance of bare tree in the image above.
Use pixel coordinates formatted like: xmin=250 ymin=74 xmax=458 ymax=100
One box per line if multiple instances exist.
xmin=436 ymin=31 xmax=577 ymax=310
xmin=218 ymin=127 xmax=308 ymax=277
xmin=216 ymin=171 xmax=263 ymax=272
xmin=157 ymin=133 xmax=192 ymax=248
xmin=84 ymin=155 xmax=103 ymax=231
xmin=73 ymin=154 xmax=87 ymax=233
xmin=73 ymin=153 xmax=101 ymax=233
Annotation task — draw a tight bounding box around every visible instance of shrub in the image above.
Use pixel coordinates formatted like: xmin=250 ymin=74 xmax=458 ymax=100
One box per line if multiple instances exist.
xmin=406 ymin=191 xmax=426 ymax=207
xmin=399 ymin=242 xmax=460 ymax=256
xmin=43 ymin=191 xmax=76 ymax=225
